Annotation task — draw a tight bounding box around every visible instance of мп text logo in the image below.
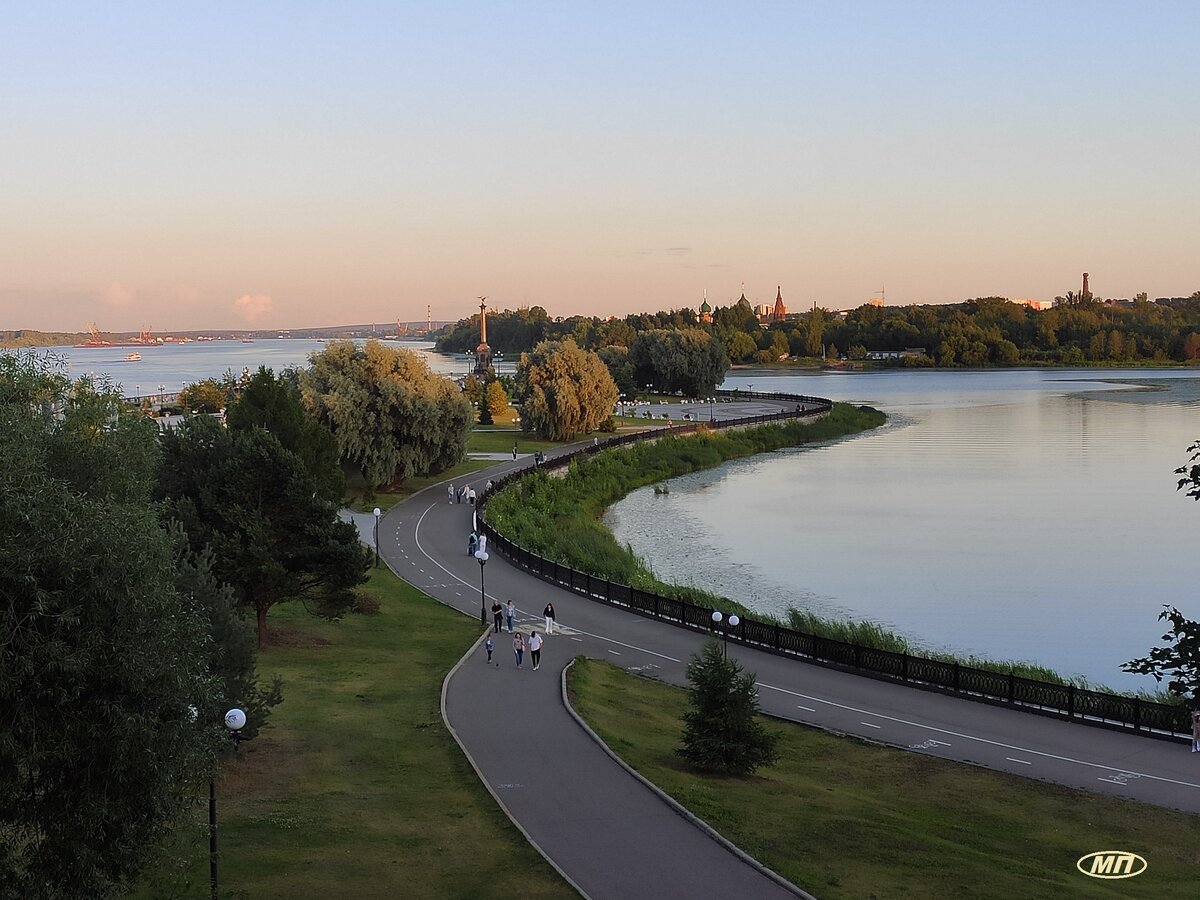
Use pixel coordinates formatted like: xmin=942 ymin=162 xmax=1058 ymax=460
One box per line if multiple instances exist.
xmin=1076 ymin=851 xmax=1147 ymax=879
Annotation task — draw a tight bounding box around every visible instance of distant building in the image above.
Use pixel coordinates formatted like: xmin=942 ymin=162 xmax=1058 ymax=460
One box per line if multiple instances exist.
xmin=865 ymin=347 xmax=927 ymax=361
xmin=698 ymin=290 xmax=713 ymax=324
xmin=772 ymin=286 xmax=787 ymax=321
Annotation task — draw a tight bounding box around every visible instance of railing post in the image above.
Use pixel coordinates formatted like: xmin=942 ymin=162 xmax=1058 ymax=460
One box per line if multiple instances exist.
xmin=1007 ymin=671 xmax=1015 ymax=703
xmin=773 ymin=622 xmax=781 ymax=650
xmin=1133 ymin=697 xmax=1141 ymax=731
xmin=953 ymin=662 xmax=960 ymax=692
xmin=1067 ymin=684 xmax=1075 ymax=718
xmin=653 ymin=594 xmax=660 ymax=618
xmin=902 ymin=652 xmax=909 ymax=681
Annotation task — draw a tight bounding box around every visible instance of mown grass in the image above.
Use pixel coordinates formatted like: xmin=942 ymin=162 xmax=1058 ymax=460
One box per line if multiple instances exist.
xmin=133 ymin=568 xmax=572 ymax=900
xmin=569 ymin=657 xmax=1200 ymax=900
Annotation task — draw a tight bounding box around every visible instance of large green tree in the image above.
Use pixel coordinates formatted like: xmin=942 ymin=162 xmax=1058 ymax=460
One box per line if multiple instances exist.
xmin=677 ymin=639 xmax=779 ymax=775
xmin=156 ymin=415 xmax=370 ymax=647
xmin=515 ymin=338 xmax=619 ymax=440
xmin=629 ymin=328 xmax=730 ymax=396
xmin=0 ymin=356 xmax=216 ymax=898
xmin=226 ymin=365 xmax=344 ymax=501
xmin=301 ymin=340 xmax=473 ymax=491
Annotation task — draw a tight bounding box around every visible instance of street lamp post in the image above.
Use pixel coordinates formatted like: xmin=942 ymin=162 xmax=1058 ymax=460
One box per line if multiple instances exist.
xmin=210 ymin=707 xmax=246 ymax=900
xmin=709 ymin=396 xmax=714 ymax=422
xmin=710 ymin=611 xmax=740 ymax=658
xmin=475 ymin=549 xmax=489 ymax=625
xmin=372 ymin=507 xmax=381 ymax=568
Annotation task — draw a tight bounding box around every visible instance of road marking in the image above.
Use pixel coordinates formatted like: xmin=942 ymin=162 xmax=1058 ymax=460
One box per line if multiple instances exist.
xmin=566 ymin=626 xmax=681 ymax=663
xmin=755 ymin=682 xmax=1200 ymax=791
xmin=909 ymin=739 xmax=951 ymax=750
xmin=861 ymin=722 xmax=881 ymax=729
xmin=571 ymin=637 xmax=584 ymax=642
xmin=607 ymin=650 xmax=621 ymax=656
xmin=796 ymin=705 xmax=815 ymax=712
xmin=1006 ymin=757 xmax=1032 ymax=765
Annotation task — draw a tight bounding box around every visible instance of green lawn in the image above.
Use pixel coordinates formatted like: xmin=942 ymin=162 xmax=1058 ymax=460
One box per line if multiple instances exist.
xmin=134 ymin=569 xmax=572 ymax=899
xmin=569 ymin=657 xmax=1200 ymax=900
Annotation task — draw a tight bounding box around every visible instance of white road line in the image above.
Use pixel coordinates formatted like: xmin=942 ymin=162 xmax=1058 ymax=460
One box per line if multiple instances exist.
xmin=861 ymin=722 xmax=881 ymax=729
xmin=566 ymin=626 xmax=682 ymax=663
xmin=796 ymin=705 xmax=815 ymax=712
xmin=571 ymin=637 xmax=584 ymax=642
xmin=756 ymin=682 xmax=1200 ymax=791
xmin=607 ymin=650 xmax=622 ymax=656
xmin=1006 ymin=757 xmax=1032 ymax=765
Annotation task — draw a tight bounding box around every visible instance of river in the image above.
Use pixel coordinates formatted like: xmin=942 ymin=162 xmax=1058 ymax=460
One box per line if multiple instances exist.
xmin=604 ymin=368 xmax=1200 ymax=691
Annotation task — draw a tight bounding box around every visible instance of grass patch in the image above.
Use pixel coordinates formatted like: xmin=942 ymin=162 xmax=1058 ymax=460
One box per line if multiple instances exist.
xmin=467 ymin=429 xmax=562 ymax=455
xmin=569 ymin=657 xmax=1200 ymax=900
xmin=134 ymin=568 xmax=572 ymax=899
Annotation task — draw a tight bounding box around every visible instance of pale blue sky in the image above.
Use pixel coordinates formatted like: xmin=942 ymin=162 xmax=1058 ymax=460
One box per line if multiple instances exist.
xmin=2 ymin=2 xmax=1197 ymax=330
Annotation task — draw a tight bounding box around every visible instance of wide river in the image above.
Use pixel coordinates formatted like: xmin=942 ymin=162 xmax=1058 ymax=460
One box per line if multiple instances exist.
xmin=18 ymin=343 xmax=1197 ymax=690
xmin=605 ymin=368 xmax=1200 ymax=691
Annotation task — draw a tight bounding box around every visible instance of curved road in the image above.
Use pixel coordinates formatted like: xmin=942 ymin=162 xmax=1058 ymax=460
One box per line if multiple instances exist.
xmin=373 ymin=410 xmax=1200 ymax=898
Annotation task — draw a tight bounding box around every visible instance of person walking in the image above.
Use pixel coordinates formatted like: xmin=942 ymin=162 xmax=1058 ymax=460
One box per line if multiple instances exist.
xmin=513 ymin=632 xmax=525 ymax=668
xmin=504 ymin=599 xmax=515 ymax=634
xmin=529 ymin=631 xmax=543 ymax=671
xmin=468 ymin=531 xmax=478 ymax=556
xmin=512 ymin=444 xmax=518 ymax=460
xmin=484 ymin=636 xmax=494 ymax=663
xmin=491 ymin=600 xmax=503 ymax=633
xmin=1192 ymin=710 xmax=1200 ymax=753
xmin=543 ymin=602 xmax=556 ymax=635
xmin=467 ymin=487 xmax=476 ymax=506
xmin=447 ymin=484 xmax=455 ymax=504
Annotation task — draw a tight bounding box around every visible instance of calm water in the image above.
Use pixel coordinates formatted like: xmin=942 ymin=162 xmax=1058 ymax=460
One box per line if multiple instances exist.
xmin=16 ymin=339 xmax=500 ymax=394
xmin=605 ymin=369 xmax=1200 ymax=690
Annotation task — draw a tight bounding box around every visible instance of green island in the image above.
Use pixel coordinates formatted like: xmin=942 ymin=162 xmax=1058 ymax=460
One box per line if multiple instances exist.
xmin=568 ymin=657 xmax=1200 ymax=900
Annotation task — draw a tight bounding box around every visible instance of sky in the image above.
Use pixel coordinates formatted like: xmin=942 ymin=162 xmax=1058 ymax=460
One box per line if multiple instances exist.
xmin=2 ymin=2 xmax=1199 ymax=332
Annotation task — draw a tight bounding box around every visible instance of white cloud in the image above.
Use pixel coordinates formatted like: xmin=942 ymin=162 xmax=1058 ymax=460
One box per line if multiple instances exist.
xmin=102 ymin=282 xmax=136 ymax=308
xmin=234 ymin=293 xmax=273 ymax=323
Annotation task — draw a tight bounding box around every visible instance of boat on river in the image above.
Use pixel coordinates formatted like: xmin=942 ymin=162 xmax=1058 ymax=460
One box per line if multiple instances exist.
xmin=124 ymin=351 xmax=142 ymax=361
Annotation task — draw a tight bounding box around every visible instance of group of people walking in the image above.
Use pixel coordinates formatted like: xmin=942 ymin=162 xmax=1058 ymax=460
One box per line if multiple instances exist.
xmin=485 ymin=599 xmax=556 ymax=670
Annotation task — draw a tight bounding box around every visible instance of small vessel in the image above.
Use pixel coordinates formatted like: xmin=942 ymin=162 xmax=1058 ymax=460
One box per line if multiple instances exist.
xmin=124 ymin=351 xmax=142 ymax=361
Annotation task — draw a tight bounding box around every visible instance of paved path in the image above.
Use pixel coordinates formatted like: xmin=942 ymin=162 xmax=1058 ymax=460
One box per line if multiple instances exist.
xmin=374 ymin=411 xmax=1200 ymax=898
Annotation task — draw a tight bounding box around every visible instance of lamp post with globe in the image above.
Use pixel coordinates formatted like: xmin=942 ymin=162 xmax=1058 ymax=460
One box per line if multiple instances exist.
xmin=373 ymin=507 xmax=381 ymax=568
xmin=208 ymin=707 xmax=246 ymax=900
xmin=710 ymin=611 xmax=740 ymax=659
xmin=475 ymin=549 xmax=489 ymax=625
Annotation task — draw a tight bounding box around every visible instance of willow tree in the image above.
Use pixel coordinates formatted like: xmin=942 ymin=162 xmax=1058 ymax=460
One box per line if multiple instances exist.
xmin=629 ymin=327 xmax=729 ymax=396
xmin=515 ymin=338 xmax=618 ymax=440
xmin=300 ymin=340 xmax=473 ymax=491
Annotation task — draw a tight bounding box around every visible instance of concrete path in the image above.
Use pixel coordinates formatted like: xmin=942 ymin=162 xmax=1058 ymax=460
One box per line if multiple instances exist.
xmin=374 ymin=412 xmax=1200 ymax=898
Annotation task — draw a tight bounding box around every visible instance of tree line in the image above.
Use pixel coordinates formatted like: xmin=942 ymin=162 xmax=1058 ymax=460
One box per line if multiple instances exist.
xmin=436 ymin=293 xmax=1200 ymax=367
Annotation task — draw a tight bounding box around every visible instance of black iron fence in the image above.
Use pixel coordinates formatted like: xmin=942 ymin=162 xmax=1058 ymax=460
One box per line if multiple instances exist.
xmin=477 ymin=390 xmax=1191 ymax=740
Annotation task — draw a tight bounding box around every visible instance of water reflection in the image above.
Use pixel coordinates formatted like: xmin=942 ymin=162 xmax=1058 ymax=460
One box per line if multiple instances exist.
xmin=606 ymin=370 xmax=1200 ymax=690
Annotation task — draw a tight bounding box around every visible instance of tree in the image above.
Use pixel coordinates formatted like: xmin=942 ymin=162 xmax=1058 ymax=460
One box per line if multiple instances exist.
xmin=156 ymin=415 xmax=370 ymax=647
xmin=178 ymin=376 xmax=232 ymax=413
xmin=301 ymin=340 xmax=473 ymax=492
xmin=677 ymin=640 xmax=779 ymax=775
xmin=1 ymin=355 xmax=216 ymax=897
xmin=515 ymin=338 xmax=619 ymax=440
xmin=1123 ymin=606 xmax=1200 ymax=708
xmin=629 ymin=328 xmax=730 ymax=396
xmin=596 ymin=344 xmax=637 ymax=398
xmin=485 ymin=379 xmax=509 ymax=422
xmin=226 ymin=366 xmax=344 ymax=501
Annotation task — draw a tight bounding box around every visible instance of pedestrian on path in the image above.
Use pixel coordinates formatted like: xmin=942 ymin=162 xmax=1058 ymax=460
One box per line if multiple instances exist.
xmin=513 ymin=632 xmax=525 ymax=668
xmin=485 ymin=637 xmax=493 ymax=663
xmin=529 ymin=631 xmax=543 ymax=670
xmin=543 ymin=602 xmax=556 ymax=635
xmin=512 ymin=444 xmax=518 ymax=459
xmin=468 ymin=531 xmax=478 ymax=555
xmin=457 ymin=485 xmax=465 ymax=503
xmin=491 ymin=600 xmax=503 ymax=633
xmin=468 ymin=487 xmax=476 ymax=506
xmin=505 ymin=600 xmax=515 ymax=634
xmin=448 ymin=484 xmax=455 ymax=504
xmin=1192 ymin=710 xmax=1200 ymax=752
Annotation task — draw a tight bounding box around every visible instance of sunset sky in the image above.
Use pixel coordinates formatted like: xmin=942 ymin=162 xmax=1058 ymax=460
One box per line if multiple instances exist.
xmin=3 ymin=2 xmax=1198 ymax=332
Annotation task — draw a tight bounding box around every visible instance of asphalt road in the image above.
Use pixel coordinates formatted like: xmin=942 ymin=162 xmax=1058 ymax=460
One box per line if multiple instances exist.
xmin=367 ymin=412 xmax=1200 ymax=898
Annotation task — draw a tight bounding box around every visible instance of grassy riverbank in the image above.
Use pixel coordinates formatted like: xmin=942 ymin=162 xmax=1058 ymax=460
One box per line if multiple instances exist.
xmin=569 ymin=657 xmax=1200 ymax=899
xmin=483 ymin=403 xmax=886 ymax=617
xmin=134 ymin=567 xmax=571 ymax=899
